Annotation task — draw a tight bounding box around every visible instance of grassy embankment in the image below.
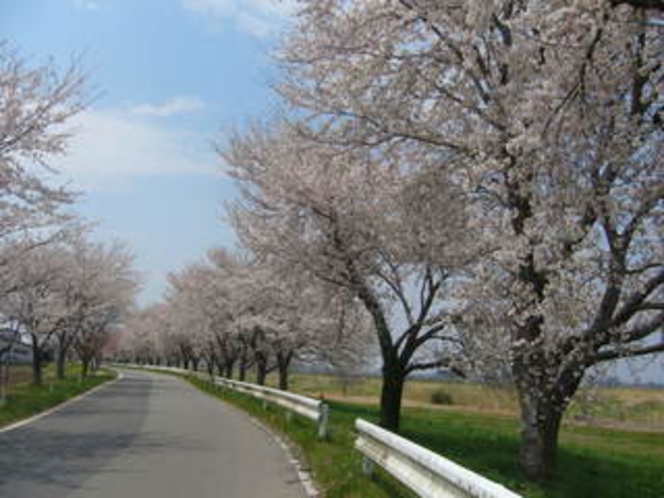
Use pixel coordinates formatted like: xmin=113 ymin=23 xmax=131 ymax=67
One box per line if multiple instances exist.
xmin=277 ymin=373 xmax=664 ymax=431
xmin=0 ymin=363 xmax=115 ymax=428
xmin=183 ymin=371 xmax=663 ymax=498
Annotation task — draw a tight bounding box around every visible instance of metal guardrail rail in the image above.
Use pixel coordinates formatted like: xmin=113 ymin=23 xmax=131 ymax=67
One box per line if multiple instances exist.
xmin=355 ymin=418 xmax=522 ymax=498
xmin=210 ymin=376 xmax=329 ymax=439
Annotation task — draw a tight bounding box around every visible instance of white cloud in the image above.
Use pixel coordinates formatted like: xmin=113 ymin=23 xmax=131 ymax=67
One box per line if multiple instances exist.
xmin=182 ymin=0 xmax=235 ymax=17
xmin=182 ymin=0 xmax=296 ymax=38
xmin=55 ymin=109 xmax=220 ymax=190
xmin=236 ymin=12 xmax=271 ymax=39
xmin=130 ymin=96 xmax=206 ymax=118
xmin=71 ymin=0 xmax=99 ymax=10
xmin=246 ymin=0 xmax=296 ymax=18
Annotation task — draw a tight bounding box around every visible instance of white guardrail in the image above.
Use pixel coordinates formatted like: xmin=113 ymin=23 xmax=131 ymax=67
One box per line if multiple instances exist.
xmin=210 ymin=375 xmax=329 ymax=439
xmin=115 ymin=363 xmax=329 ymax=439
xmin=355 ymin=419 xmax=522 ymax=498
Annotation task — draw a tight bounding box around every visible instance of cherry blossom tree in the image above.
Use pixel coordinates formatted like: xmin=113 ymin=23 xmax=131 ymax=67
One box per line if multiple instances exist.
xmin=166 ymin=262 xmax=226 ymax=374
xmin=305 ymin=290 xmax=377 ymax=396
xmin=205 ymin=248 xmax=255 ymax=379
xmin=278 ymin=0 xmax=663 ymax=479
xmin=54 ymin=238 xmax=137 ymax=378
xmin=71 ymin=241 xmax=138 ymax=376
xmin=235 ymin=261 xmax=352 ymax=390
xmin=0 ymin=241 xmax=69 ymax=385
xmin=0 ymin=42 xmax=85 ymax=248
xmin=0 ymin=41 xmax=88 ymax=380
xmin=224 ymin=122 xmax=471 ymax=428
xmin=118 ymin=306 xmax=169 ymax=365
xmin=0 ymin=236 xmax=137 ymax=383
xmin=163 ymin=247 xmax=259 ymax=378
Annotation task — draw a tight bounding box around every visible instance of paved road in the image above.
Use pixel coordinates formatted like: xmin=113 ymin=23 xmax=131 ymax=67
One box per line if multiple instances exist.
xmin=0 ymin=370 xmax=306 ymax=498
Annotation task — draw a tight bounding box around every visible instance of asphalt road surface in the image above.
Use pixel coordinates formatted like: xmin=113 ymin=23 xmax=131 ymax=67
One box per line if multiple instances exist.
xmin=0 ymin=370 xmax=307 ymax=498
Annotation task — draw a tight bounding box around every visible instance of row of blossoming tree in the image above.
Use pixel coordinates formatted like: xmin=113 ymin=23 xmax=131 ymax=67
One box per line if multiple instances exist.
xmin=116 ymin=248 xmax=373 ymax=391
xmin=118 ymin=0 xmax=662 ymax=483
xmin=0 ymin=42 xmax=139 ymax=387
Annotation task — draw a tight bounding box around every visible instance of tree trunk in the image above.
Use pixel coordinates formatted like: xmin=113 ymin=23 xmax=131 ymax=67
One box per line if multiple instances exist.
xmin=216 ymin=360 xmax=224 ymax=377
xmin=518 ymin=395 xmax=564 ymax=481
xmin=278 ymin=364 xmax=289 ymax=391
xmin=255 ymin=353 xmax=267 ymax=385
xmin=515 ymin=356 xmax=585 ymax=481
xmin=56 ymin=349 xmax=67 ymax=380
xmin=277 ymin=351 xmax=292 ymax=391
xmin=224 ymin=359 xmax=235 ymax=379
xmin=239 ymin=350 xmax=248 ymax=381
xmin=379 ymin=361 xmax=405 ymax=431
xmin=0 ymin=360 xmax=9 ymax=404
xmin=81 ymin=359 xmax=90 ymax=378
xmin=31 ymin=340 xmax=43 ymax=386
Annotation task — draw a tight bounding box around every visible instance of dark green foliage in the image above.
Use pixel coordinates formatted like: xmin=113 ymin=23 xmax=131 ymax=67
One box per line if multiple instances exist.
xmin=430 ymin=389 xmax=453 ymax=405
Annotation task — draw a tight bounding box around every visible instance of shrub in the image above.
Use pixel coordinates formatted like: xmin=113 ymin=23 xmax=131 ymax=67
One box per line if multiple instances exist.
xmin=430 ymin=390 xmax=453 ymax=405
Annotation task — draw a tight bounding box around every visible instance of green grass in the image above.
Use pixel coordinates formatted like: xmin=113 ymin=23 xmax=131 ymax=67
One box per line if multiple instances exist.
xmin=0 ymin=363 xmax=115 ymax=428
xmin=267 ymin=373 xmax=664 ymax=431
xmin=397 ymin=406 xmax=663 ymax=498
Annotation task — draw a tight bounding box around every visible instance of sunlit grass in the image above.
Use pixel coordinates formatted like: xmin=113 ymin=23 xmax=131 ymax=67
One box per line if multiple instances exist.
xmin=265 ymin=372 xmax=664 ymax=430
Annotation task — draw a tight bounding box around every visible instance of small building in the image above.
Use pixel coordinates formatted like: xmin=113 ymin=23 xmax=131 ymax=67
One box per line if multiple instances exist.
xmin=0 ymin=329 xmax=33 ymax=365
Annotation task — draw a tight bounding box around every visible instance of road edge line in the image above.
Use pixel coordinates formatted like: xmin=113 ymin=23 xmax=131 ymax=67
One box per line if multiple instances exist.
xmin=171 ymin=373 xmax=319 ymax=498
xmin=0 ymin=370 xmax=124 ymax=434
xmin=245 ymin=414 xmax=319 ymax=498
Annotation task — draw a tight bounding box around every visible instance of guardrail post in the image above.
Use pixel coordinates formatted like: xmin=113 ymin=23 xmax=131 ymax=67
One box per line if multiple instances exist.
xmin=317 ymin=403 xmax=329 ymax=440
xmin=362 ymin=456 xmax=374 ymax=477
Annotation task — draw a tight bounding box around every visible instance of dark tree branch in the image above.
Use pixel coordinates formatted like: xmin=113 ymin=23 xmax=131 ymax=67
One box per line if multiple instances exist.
xmin=610 ymin=0 xmax=664 ymax=10
xmin=595 ymin=340 xmax=664 ymax=363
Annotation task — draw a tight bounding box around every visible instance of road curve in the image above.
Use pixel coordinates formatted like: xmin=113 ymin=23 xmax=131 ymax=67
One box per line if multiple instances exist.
xmin=0 ymin=370 xmax=307 ymax=498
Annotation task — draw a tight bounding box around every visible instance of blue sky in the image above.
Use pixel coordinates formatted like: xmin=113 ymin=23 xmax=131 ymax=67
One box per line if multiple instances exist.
xmin=2 ymin=0 xmax=294 ymax=304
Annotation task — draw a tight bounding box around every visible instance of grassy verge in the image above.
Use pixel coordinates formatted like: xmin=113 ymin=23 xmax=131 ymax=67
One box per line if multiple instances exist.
xmin=396 ymin=405 xmax=663 ymax=498
xmin=0 ymin=364 xmax=115 ymax=429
